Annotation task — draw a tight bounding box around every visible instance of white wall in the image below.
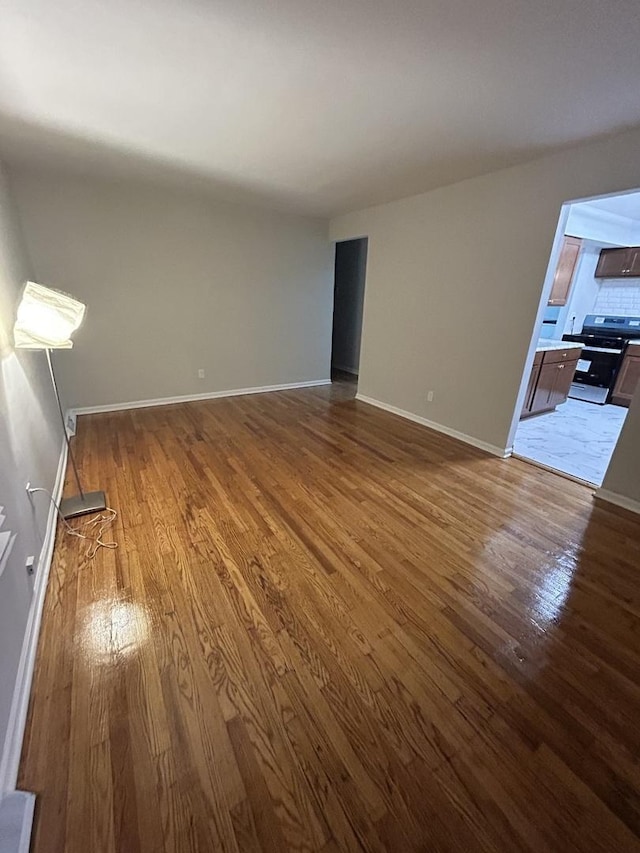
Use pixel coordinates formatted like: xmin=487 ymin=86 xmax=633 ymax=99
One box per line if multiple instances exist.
xmin=565 ymin=204 xmax=639 ymax=245
xmin=560 ymin=199 xmax=640 ymax=331
xmin=330 ymin=126 xmax=640 ymax=503
xmin=331 ymin=238 xmax=367 ymax=374
xmin=601 ymin=387 xmax=640 ymax=505
xmin=9 ymin=169 xmax=334 ymax=410
xmin=0 ymin=163 xmax=61 ymax=789
xmin=594 ymin=280 xmax=640 ymax=316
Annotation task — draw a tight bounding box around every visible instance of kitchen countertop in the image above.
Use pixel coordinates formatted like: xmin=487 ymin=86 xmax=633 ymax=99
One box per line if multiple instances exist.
xmin=536 ymin=338 xmax=584 ymax=353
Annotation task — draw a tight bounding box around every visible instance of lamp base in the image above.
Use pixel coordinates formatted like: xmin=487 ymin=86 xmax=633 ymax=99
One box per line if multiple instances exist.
xmin=60 ymin=491 xmax=107 ymax=520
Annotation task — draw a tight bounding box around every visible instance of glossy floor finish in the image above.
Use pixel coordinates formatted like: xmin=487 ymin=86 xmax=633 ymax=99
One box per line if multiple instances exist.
xmin=19 ymin=381 xmax=640 ymax=852
xmin=514 ymin=398 xmax=627 ymax=485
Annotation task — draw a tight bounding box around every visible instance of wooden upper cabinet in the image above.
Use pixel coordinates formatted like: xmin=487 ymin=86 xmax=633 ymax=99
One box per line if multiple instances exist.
xmin=595 ymin=247 xmax=640 ymax=278
xmin=629 ymin=249 xmax=640 ymax=276
xmin=548 ymin=236 xmax=582 ymax=305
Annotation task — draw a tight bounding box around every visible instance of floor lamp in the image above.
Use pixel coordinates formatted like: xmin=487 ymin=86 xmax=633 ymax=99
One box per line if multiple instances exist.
xmin=13 ymin=281 xmax=107 ymax=519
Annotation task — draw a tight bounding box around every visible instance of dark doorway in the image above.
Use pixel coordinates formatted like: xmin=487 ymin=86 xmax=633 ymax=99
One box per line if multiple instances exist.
xmin=331 ymin=238 xmax=368 ymax=382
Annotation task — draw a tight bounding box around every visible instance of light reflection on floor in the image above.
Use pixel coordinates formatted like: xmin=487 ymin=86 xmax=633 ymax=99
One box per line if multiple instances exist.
xmin=531 ymin=546 xmax=578 ymax=626
xmin=78 ymin=599 xmax=150 ymax=665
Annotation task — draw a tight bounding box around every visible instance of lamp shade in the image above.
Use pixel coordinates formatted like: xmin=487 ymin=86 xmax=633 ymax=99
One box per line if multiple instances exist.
xmin=13 ymin=281 xmax=86 ymax=349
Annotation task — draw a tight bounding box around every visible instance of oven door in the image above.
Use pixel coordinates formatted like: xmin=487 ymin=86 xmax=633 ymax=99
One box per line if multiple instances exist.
xmin=569 ymin=346 xmax=622 ymax=404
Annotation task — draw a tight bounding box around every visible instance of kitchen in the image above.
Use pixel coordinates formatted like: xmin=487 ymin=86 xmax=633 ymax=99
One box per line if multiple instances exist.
xmin=514 ymin=192 xmax=640 ymax=485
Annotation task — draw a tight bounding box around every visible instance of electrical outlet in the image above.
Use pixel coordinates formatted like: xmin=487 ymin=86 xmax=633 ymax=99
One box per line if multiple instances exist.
xmin=427 ymin=391 xmax=434 ymax=402
xmin=66 ymin=411 xmax=77 ymax=436
xmin=197 ymin=368 xmax=205 ymax=380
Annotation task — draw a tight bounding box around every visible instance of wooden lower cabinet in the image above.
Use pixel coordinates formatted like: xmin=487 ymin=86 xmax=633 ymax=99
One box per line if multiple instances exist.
xmin=521 ymin=352 xmax=543 ymax=418
xmin=611 ymin=344 xmax=640 ymax=407
xmin=521 ymin=348 xmax=581 ymax=419
xmin=532 ymin=360 xmax=574 ymax=413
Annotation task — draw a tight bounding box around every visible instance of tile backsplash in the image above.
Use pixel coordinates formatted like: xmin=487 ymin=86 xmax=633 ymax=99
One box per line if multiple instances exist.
xmin=593 ymin=280 xmax=640 ymax=316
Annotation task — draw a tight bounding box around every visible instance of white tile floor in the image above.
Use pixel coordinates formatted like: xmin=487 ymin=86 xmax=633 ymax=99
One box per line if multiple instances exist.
xmin=513 ymin=398 xmax=628 ymax=486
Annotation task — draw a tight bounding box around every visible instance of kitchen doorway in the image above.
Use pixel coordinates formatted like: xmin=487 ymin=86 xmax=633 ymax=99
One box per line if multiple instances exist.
xmin=331 ymin=238 xmax=368 ymax=387
xmin=511 ymin=189 xmax=640 ymax=485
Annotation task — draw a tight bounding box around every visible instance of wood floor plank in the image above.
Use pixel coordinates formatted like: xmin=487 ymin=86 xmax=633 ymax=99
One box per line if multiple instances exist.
xmin=226 ymin=716 xmax=291 ymax=853
xmin=17 ymin=378 xmax=640 ymax=851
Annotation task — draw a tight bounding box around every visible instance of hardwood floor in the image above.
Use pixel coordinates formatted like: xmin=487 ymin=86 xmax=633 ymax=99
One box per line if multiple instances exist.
xmin=19 ymin=380 xmax=640 ymax=852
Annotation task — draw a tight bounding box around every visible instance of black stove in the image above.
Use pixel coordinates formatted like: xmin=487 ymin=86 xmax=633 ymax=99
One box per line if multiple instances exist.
xmin=564 ymin=333 xmax=634 ymax=348
xmin=564 ymin=314 xmax=640 ymax=347
xmin=562 ymin=314 xmax=640 ymax=404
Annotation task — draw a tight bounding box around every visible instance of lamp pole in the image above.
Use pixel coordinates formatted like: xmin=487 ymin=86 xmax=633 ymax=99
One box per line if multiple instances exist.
xmin=45 ymin=348 xmax=85 ymax=499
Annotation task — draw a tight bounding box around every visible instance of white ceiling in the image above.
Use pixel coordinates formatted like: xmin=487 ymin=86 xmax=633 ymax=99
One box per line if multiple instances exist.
xmin=582 ymin=193 xmax=640 ymax=222
xmin=0 ymin=0 xmax=639 ymax=215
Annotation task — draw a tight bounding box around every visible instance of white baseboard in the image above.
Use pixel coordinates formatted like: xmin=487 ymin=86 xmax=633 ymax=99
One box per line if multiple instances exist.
xmin=0 ymin=791 xmax=36 ymax=853
xmin=0 ymin=438 xmax=67 ymax=794
xmin=594 ymin=488 xmax=640 ymax=516
xmin=72 ymin=378 xmax=332 ymax=416
xmin=355 ymin=393 xmax=511 ymax=458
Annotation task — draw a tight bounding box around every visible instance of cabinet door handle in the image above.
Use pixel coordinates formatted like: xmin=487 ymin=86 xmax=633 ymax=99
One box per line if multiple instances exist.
xmin=559 ymin=364 xmax=565 ymax=369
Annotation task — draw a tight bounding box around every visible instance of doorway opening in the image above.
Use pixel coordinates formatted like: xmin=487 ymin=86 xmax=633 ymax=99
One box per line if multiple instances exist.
xmin=331 ymin=238 xmax=368 ymax=389
xmin=511 ymin=189 xmax=640 ymax=486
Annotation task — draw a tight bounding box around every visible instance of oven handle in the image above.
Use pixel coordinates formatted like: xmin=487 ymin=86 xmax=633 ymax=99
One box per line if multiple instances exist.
xmin=580 ymin=346 xmax=623 ymax=355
